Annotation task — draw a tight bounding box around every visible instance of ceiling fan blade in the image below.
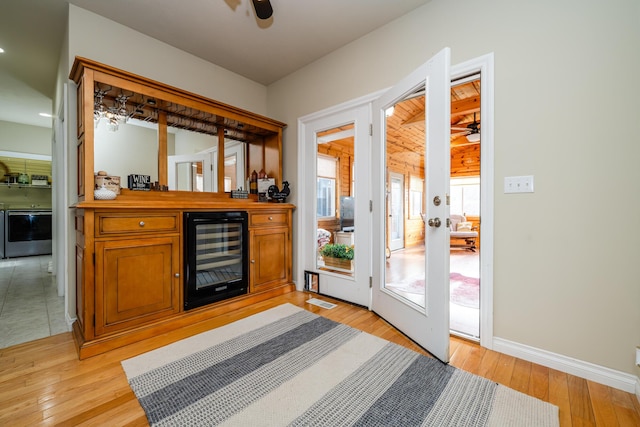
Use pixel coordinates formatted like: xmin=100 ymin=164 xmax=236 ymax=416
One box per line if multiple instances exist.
xmin=252 ymin=0 xmax=273 ymax=19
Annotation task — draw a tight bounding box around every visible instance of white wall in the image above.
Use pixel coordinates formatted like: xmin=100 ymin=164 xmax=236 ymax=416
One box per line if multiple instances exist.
xmin=267 ymin=0 xmax=640 ymax=377
xmin=67 ymin=5 xmax=269 ymax=116
xmin=94 ymin=122 xmax=160 ymax=183
xmin=0 ymin=121 xmax=51 ymax=155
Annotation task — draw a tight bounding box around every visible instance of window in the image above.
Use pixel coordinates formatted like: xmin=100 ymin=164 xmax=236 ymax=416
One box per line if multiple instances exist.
xmin=317 ymin=155 xmax=337 ymax=218
xmin=450 ymin=177 xmax=480 ymax=216
xmin=409 ymin=175 xmax=424 ymax=218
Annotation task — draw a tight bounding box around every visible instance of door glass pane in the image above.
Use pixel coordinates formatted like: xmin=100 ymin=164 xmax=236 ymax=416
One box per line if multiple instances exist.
xmin=384 ymin=89 xmax=427 ymax=307
xmin=194 ymin=222 xmax=244 ymax=290
xmin=316 ymin=124 xmax=355 ymax=276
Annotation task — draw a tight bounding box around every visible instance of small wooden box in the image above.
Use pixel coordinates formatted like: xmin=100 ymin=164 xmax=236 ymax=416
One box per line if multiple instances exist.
xmin=95 ymin=175 xmax=121 ymax=194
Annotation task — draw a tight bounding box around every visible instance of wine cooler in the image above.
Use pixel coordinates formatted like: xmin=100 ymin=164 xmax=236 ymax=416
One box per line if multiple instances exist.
xmin=183 ymin=211 xmax=248 ymax=310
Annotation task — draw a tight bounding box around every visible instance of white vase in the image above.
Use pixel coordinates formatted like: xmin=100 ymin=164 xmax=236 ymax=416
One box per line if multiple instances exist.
xmin=94 ymin=184 xmax=116 ymax=200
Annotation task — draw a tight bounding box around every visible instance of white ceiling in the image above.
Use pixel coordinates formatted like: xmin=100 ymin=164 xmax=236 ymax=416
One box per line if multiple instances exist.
xmin=0 ymin=0 xmax=431 ymax=129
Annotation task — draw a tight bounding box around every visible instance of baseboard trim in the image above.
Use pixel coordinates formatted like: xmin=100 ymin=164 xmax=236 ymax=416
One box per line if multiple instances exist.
xmin=493 ymin=337 xmax=637 ymax=393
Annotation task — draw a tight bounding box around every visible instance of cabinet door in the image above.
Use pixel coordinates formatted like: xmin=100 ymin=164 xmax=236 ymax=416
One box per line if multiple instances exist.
xmin=95 ymin=236 xmax=180 ymax=336
xmin=250 ymin=226 xmax=290 ymax=292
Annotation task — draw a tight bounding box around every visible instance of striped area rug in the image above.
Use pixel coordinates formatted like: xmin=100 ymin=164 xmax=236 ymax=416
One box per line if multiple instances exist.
xmin=121 ymin=304 xmax=559 ymax=426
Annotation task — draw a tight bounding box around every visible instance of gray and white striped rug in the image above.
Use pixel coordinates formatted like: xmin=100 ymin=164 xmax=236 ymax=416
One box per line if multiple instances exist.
xmin=122 ymin=304 xmax=559 ymax=426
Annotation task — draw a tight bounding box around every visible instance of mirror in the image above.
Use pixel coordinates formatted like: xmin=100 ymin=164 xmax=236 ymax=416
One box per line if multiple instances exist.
xmin=92 ymin=80 xmax=271 ymax=193
xmin=167 ymin=140 xmax=245 ymax=192
xmin=94 ymin=117 xmax=161 ymax=182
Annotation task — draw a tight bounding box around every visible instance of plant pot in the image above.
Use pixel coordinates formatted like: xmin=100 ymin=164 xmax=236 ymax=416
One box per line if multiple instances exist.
xmin=322 ymin=256 xmax=353 ymax=271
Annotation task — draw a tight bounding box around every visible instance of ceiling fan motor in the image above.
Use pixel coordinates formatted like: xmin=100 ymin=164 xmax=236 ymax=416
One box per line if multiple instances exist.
xmin=252 ymin=0 xmax=273 ymax=20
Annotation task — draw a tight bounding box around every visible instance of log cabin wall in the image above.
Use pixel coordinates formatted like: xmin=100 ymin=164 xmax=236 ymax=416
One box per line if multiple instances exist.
xmin=387 ymin=154 xmax=425 ymax=248
xmin=315 ymin=120 xmax=481 ymax=249
xmin=451 ymin=144 xmax=480 ymax=177
xmin=385 ymin=142 xmax=481 ymax=249
xmin=317 ymin=141 xmax=354 ymax=239
xmin=451 ymin=143 xmax=481 ymax=246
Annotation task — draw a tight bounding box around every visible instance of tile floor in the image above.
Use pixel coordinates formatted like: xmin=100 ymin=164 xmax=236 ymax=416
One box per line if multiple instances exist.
xmin=0 ymin=255 xmax=68 ymax=349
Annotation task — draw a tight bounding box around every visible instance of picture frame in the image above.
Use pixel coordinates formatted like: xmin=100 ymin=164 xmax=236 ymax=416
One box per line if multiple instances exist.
xmin=304 ymin=270 xmax=319 ymax=293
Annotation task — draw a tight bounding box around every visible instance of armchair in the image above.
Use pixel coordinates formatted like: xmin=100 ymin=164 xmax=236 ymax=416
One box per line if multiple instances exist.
xmin=450 ymin=215 xmax=478 ymax=251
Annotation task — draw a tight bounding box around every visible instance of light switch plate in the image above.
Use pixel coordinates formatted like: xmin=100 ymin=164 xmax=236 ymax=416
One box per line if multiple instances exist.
xmin=504 ymin=175 xmax=534 ymax=193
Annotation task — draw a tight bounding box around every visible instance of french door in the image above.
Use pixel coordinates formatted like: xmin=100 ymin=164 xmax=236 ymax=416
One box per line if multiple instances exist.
xmin=301 ymin=104 xmax=372 ymax=307
xmin=371 ymin=48 xmax=451 ymax=362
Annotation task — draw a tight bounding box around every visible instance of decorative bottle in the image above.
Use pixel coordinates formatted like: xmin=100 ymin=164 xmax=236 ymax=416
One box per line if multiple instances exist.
xmin=250 ymin=170 xmax=258 ymax=194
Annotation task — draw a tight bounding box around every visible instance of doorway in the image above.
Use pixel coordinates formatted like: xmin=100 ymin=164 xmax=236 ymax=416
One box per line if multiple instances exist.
xmin=449 ymin=73 xmax=482 ymax=340
xmin=297 ymin=52 xmax=495 ymax=352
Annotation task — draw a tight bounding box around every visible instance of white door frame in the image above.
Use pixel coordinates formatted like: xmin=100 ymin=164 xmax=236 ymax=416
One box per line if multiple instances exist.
xmin=388 ymin=172 xmax=405 ymax=252
xmin=451 ymin=53 xmax=495 ymax=349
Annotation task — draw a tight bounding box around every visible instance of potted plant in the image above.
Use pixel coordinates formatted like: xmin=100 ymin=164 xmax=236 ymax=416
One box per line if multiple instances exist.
xmin=319 ymin=243 xmax=354 ymax=271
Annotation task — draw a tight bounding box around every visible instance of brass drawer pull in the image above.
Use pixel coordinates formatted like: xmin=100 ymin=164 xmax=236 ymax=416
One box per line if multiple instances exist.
xmin=268 ymin=216 xmax=273 ymax=221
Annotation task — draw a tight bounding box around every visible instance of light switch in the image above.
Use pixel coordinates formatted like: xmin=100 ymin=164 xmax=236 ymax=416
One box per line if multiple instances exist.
xmin=504 ymin=175 xmax=534 ymax=193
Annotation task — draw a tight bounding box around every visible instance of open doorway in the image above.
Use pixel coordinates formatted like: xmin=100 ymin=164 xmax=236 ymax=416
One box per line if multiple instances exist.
xmin=448 ymin=75 xmax=481 ymax=339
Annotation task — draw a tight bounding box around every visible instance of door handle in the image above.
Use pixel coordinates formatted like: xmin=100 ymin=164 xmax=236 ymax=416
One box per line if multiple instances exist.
xmin=428 ymin=217 xmax=441 ymax=228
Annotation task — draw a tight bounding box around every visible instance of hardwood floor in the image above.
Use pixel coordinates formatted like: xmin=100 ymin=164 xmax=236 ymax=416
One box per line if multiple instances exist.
xmin=1 ymin=291 xmax=639 ymax=426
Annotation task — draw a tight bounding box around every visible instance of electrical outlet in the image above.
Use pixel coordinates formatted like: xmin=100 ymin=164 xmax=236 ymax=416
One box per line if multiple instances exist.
xmin=636 ymin=346 xmax=640 ymax=367
xmin=504 ymin=175 xmax=534 ymax=193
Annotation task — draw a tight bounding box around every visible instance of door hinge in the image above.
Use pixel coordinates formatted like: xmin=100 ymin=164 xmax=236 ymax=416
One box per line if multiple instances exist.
xmin=369 ymin=123 xmax=373 ymax=136
xmin=369 ymin=200 xmax=373 ymax=212
xmin=369 ymin=276 xmax=373 ymax=288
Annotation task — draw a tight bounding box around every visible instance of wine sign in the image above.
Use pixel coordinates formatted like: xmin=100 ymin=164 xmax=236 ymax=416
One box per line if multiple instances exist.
xmin=127 ymin=174 xmax=151 ymax=191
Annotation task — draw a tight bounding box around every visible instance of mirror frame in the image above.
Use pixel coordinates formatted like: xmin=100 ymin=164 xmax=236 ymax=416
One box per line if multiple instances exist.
xmin=70 ymin=57 xmax=286 ymax=201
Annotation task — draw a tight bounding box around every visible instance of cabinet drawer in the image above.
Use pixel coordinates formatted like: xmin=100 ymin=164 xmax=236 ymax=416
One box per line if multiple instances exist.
xmin=96 ymin=212 xmax=180 ymax=237
xmin=250 ymin=212 xmax=288 ymax=227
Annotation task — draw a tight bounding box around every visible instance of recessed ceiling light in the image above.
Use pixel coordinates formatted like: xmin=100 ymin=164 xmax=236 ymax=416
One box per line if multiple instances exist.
xmin=0 ymin=48 xmax=4 ymax=53
xmin=39 ymin=113 xmax=53 ymax=118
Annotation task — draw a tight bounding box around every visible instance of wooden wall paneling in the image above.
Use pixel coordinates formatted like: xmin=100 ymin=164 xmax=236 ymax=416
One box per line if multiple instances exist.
xmin=81 ymin=69 xmax=95 ymax=201
xmin=450 ymin=144 xmax=480 ymax=177
xmin=158 ymin=111 xmax=168 ymax=186
xmin=77 ymin=135 xmax=85 ymax=200
xmin=248 ymin=139 xmax=264 ymax=182
xmin=339 ymin=155 xmax=352 ymax=197
xmin=76 ymin=76 xmax=85 ymax=139
xmin=264 ymin=130 xmax=282 ymax=186
xmin=317 ymin=141 xmax=355 ymax=233
xmin=217 ymin=127 xmax=225 ymax=190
